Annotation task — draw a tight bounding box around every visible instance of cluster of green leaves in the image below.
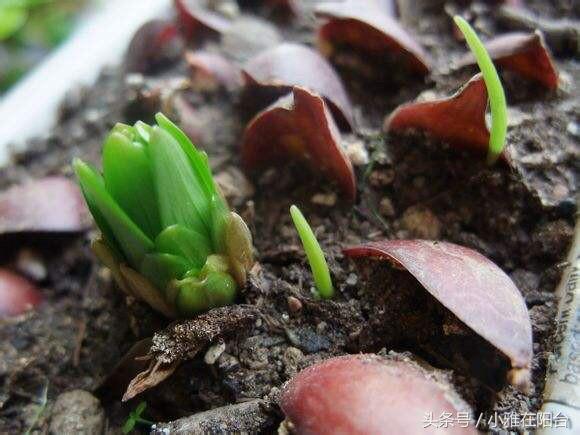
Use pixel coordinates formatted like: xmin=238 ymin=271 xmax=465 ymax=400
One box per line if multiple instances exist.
xmin=122 ymin=402 xmax=153 ymax=434
xmin=454 ymin=16 xmax=508 ymax=164
xmin=74 ymin=113 xmax=240 ymax=316
xmin=290 ymin=205 xmax=334 ymax=299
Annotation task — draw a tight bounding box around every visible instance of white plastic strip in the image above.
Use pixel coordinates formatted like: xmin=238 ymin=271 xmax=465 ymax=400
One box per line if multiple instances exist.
xmin=0 ymin=0 xmax=170 ymax=166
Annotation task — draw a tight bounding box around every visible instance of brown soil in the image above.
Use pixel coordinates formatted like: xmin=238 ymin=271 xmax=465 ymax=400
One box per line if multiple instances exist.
xmin=0 ymin=0 xmax=578 ymax=433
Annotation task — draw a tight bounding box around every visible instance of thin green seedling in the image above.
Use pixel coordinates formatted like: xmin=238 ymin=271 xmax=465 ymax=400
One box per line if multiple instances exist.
xmin=454 ymin=15 xmax=508 ymax=165
xmin=290 ymin=205 xmax=334 ymax=299
xmin=122 ymin=402 xmax=154 ymax=434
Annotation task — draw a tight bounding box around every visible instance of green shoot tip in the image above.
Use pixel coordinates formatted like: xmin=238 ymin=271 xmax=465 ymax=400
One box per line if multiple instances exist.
xmin=290 ymin=205 xmax=334 ymax=299
xmin=454 ymin=15 xmax=508 ymax=165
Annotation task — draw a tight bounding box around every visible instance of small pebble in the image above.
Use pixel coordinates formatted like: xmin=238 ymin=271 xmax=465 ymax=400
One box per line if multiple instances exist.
xmin=311 ymin=192 xmax=337 ymax=206
xmin=16 ymin=249 xmax=46 ymax=281
xmin=379 ymin=197 xmax=395 ymax=217
xmin=566 ymin=121 xmax=579 ymax=138
xmin=346 ymin=273 xmax=358 ymax=287
xmin=204 ymin=339 xmax=226 ymax=365
xmin=287 ymin=296 xmax=303 ymax=313
xmin=345 ymin=141 xmax=369 ymax=166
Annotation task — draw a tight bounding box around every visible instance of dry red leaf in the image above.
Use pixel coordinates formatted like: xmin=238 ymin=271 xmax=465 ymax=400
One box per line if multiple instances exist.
xmin=242 ymin=43 xmax=354 ymax=129
xmin=384 ymin=74 xmax=507 ymax=161
xmin=315 ymin=1 xmax=431 ymax=76
xmin=185 ymin=50 xmax=241 ymax=92
xmin=0 ymin=177 xmax=89 ymax=235
xmin=281 ymin=354 xmax=476 ymax=435
xmin=0 ymin=268 xmax=42 ymax=317
xmin=241 ymin=87 xmax=356 ymax=201
xmin=175 ymin=0 xmax=232 ymax=42
xmin=458 ymin=31 xmax=559 ymax=90
xmin=125 ymin=20 xmax=182 ymax=74
xmin=343 ymin=240 xmax=533 ymax=390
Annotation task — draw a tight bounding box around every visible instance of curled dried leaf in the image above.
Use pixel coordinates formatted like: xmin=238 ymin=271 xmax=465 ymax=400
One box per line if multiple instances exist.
xmin=125 ymin=20 xmax=183 ymax=74
xmin=241 ymin=87 xmax=356 ymax=201
xmin=0 ymin=268 xmax=42 ymax=317
xmin=315 ymin=0 xmax=431 ymax=76
xmin=281 ymin=354 xmax=476 ymax=435
xmin=186 ymin=50 xmax=242 ymax=92
xmin=242 ymin=43 xmax=354 ymax=129
xmin=175 ymin=0 xmax=232 ymax=42
xmin=385 ymin=74 xmax=509 ymax=161
xmin=457 ymin=31 xmax=559 ymax=90
xmin=0 ymin=177 xmax=89 ymax=236
xmin=344 ymin=240 xmax=533 ymax=391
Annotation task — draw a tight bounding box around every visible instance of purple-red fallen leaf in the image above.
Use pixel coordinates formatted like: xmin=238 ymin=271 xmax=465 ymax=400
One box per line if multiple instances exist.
xmin=241 ymin=87 xmax=356 ymax=201
xmin=384 ymin=74 xmax=509 ymax=161
xmin=458 ymin=31 xmax=558 ymax=90
xmin=0 ymin=268 xmax=42 ymax=317
xmin=0 ymin=177 xmax=89 ymax=235
xmin=242 ymin=43 xmax=354 ymax=130
xmin=343 ymin=240 xmax=533 ymax=389
xmin=315 ymin=1 xmax=431 ymax=76
xmin=281 ymin=354 xmax=476 ymax=435
xmin=125 ymin=20 xmax=183 ymax=74
xmin=175 ymin=0 xmax=231 ymax=42
xmin=185 ymin=50 xmax=241 ymax=92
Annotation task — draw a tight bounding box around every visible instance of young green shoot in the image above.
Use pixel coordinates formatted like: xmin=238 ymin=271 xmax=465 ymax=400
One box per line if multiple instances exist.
xmin=454 ymin=15 xmax=507 ymax=165
xmin=290 ymin=205 xmax=334 ymax=299
xmin=122 ymin=402 xmax=153 ymax=434
xmin=73 ymin=113 xmax=254 ymax=317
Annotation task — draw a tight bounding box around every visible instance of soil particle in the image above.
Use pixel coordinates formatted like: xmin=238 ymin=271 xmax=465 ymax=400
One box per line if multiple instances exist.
xmin=400 ymin=205 xmax=442 ymax=239
xmin=48 ymin=390 xmax=105 ymax=435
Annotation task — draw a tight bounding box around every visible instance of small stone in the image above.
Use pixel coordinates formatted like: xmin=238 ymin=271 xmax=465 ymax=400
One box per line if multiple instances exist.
xmin=204 ymin=339 xmax=226 ymax=365
xmin=379 ymin=197 xmax=395 ymax=217
xmin=345 ymin=273 xmax=358 ymax=287
xmin=49 ymin=390 xmax=104 ymax=435
xmin=345 ymin=141 xmax=369 ymax=166
xmin=567 ymin=121 xmax=579 ymax=138
xmin=16 ymin=249 xmax=46 ymax=281
xmin=369 ymin=169 xmax=395 ymax=187
xmin=287 ymin=296 xmax=303 ymax=313
xmin=401 ymin=206 xmax=441 ymax=239
xmin=311 ymin=192 xmax=337 ymax=206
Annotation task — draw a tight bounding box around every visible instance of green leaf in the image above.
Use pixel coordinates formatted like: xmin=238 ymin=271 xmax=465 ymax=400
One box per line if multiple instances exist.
xmin=139 ymin=253 xmax=191 ymax=291
xmin=121 ymin=416 xmax=136 ymax=435
xmin=209 ymin=194 xmax=229 ymax=253
xmin=73 ymin=159 xmax=154 ymax=268
xmin=155 ymin=113 xmax=217 ymax=199
xmin=155 ymin=224 xmax=211 ymax=268
xmin=0 ymin=6 xmax=27 ymax=41
xmin=454 ymin=16 xmax=507 ymax=165
xmin=148 ymin=126 xmax=211 ymax=236
xmin=103 ymin=130 xmax=161 ymax=239
xmin=289 ymin=205 xmax=334 ymax=299
xmin=174 ymin=271 xmax=236 ymax=315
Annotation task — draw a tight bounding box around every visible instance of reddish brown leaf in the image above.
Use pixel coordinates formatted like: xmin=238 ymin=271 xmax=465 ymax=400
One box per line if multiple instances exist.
xmin=458 ymin=31 xmax=559 ymax=90
xmin=175 ymin=0 xmax=232 ymax=43
xmin=241 ymin=87 xmax=356 ymax=201
xmin=185 ymin=50 xmax=241 ymax=92
xmin=281 ymin=354 xmax=476 ymax=435
xmin=0 ymin=177 xmax=89 ymax=235
xmin=0 ymin=268 xmax=42 ymax=317
xmin=343 ymin=240 xmax=533 ymax=389
xmin=315 ymin=1 xmax=431 ymax=76
xmin=384 ymin=74 xmax=508 ymax=161
xmin=125 ymin=20 xmax=183 ymax=74
xmin=242 ymin=43 xmax=354 ymax=129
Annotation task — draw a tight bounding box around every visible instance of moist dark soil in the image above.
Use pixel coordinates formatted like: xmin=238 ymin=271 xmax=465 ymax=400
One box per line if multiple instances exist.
xmin=0 ymin=0 xmax=578 ymax=433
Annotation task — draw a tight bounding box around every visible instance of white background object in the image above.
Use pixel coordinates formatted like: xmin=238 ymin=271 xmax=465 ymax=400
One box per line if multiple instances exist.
xmin=0 ymin=0 xmax=170 ymax=167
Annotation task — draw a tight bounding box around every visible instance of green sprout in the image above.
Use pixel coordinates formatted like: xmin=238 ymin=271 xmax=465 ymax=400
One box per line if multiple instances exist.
xmin=122 ymin=402 xmax=153 ymax=434
xmin=454 ymin=15 xmax=508 ymax=165
xmin=290 ymin=205 xmax=334 ymax=299
xmin=73 ymin=113 xmax=254 ymax=318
